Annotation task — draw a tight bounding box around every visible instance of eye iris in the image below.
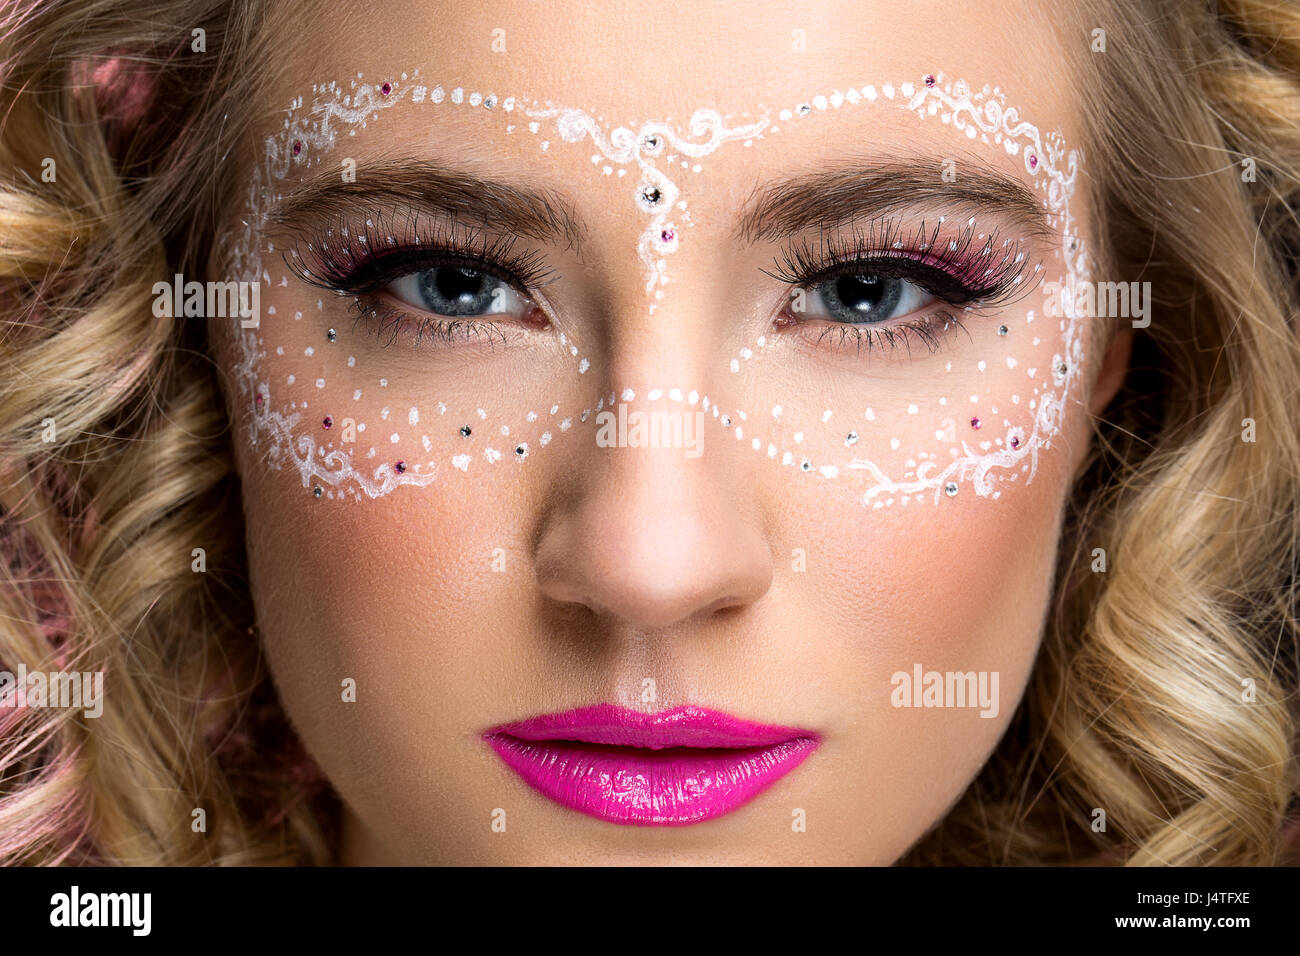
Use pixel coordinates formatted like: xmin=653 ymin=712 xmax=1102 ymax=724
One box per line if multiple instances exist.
xmin=417 ymin=266 xmax=497 ymax=316
xmin=822 ymin=274 xmax=902 ymax=323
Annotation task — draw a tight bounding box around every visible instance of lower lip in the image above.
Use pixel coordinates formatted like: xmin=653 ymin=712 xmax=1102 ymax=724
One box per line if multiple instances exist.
xmin=485 ymin=709 xmax=819 ymax=826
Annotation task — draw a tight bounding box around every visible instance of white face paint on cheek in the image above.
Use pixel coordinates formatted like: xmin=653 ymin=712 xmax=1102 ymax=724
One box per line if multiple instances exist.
xmin=222 ymin=71 xmax=1088 ymax=505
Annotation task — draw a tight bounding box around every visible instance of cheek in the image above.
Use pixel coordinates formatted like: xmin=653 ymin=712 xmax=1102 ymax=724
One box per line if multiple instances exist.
xmin=770 ymin=422 xmax=1073 ymax=861
xmin=239 ymin=457 xmax=551 ymax=854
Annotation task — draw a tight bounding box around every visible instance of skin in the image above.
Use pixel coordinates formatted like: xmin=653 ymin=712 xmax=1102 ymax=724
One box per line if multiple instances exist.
xmin=215 ymin=0 xmax=1131 ymax=863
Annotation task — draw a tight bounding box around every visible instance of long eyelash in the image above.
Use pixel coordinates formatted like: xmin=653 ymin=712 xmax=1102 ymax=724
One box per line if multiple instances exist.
xmin=766 ymin=216 xmax=1039 ymax=307
xmin=280 ymin=206 xmax=559 ymax=298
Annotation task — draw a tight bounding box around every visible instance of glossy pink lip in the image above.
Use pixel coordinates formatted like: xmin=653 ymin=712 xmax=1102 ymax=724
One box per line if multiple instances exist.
xmin=484 ymin=704 xmax=820 ymax=826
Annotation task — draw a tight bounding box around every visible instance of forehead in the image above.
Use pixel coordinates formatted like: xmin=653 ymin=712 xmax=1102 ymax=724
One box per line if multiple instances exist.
xmin=262 ymin=0 xmax=1088 ymax=175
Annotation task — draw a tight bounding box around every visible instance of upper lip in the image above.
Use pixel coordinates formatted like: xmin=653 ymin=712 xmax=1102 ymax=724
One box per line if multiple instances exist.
xmin=484 ymin=703 xmax=818 ymax=749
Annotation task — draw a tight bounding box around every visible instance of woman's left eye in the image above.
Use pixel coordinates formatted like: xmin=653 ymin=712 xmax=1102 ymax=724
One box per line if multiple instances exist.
xmin=804 ymin=273 xmax=936 ymax=324
xmin=386 ymin=265 xmax=530 ymax=318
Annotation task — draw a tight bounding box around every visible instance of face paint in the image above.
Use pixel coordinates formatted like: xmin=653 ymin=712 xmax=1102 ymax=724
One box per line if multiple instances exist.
xmin=524 ymin=105 xmax=769 ymax=303
xmin=224 ymin=70 xmax=1088 ymax=504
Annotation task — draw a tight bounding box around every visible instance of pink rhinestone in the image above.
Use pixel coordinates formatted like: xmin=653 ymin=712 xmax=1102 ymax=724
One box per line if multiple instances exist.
xmin=970 ymin=417 xmax=981 ymax=429
xmin=1028 ymin=153 xmax=1038 ymax=169
xmin=1010 ymin=436 xmax=1021 ymax=449
xmin=924 ymin=74 xmax=935 ymax=88
xmin=322 ymin=416 xmax=332 ymax=429
xmin=292 ymin=140 xmax=302 ymax=155
xmin=254 ymin=392 xmax=264 ymax=406
xmin=661 ymin=228 xmax=675 ymax=242
xmin=395 ymin=460 xmax=406 ymax=474
xmin=380 ymin=82 xmax=392 ymax=96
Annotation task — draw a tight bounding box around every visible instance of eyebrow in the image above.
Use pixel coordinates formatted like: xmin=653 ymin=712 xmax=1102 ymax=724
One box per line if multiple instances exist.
xmin=733 ymin=159 xmax=1052 ymax=245
xmin=265 ymin=158 xmax=588 ymax=253
xmin=266 ymin=156 xmax=1052 ymax=257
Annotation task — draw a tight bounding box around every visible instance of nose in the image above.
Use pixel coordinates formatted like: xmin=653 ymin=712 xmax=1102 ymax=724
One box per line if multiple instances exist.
xmin=533 ymin=427 xmax=773 ymax=630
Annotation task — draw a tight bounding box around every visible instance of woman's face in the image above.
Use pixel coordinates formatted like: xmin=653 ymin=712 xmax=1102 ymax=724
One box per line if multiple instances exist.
xmin=214 ymin=0 xmax=1128 ymax=863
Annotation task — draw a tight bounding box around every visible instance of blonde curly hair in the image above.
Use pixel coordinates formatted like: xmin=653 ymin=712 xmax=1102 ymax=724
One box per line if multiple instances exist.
xmin=1 ymin=0 xmax=1297 ymax=865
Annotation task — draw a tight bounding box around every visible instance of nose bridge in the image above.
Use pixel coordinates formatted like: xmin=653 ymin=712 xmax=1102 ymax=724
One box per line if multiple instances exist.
xmin=532 ymin=269 xmax=774 ymax=629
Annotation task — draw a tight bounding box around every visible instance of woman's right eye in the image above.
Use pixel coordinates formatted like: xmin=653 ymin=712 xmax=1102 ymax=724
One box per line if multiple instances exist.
xmin=386 ymin=265 xmax=531 ymax=318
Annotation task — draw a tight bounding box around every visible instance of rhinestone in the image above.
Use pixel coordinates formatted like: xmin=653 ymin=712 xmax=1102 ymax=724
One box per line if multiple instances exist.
xmin=459 ymin=425 xmax=472 ymax=437
xmin=326 ymin=328 xmax=337 ymax=342
xmin=395 ymin=460 xmax=406 ymax=473
xmin=322 ymin=416 xmax=332 ymax=429
xmin=640 ymin=184 xmax=662 ymax=206
xmin=845 ymin=431 xmax=859 ymax=446
xmin=312 ymin=485 xmax=323 ymax=498
xmin=998 ymin=325 xmax=1008 ymax=336
xmin=945 ymin=482 xmax=958 ymax=497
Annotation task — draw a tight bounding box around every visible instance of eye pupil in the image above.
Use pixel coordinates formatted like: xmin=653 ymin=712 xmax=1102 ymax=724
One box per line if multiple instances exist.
xmin=414 ymin=266 xmax=500 ymax=317
xmin=827 ymin=274 xmax=901 ymax=323
xmin=439 ymin=267 xmax=482 ymax=299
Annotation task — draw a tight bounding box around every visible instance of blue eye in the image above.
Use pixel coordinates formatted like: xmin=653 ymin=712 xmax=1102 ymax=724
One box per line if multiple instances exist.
xmin=807 ymin=274 xmax=935 ymax=324
xmin=387 ymin=266 xmax=529 ymax=318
